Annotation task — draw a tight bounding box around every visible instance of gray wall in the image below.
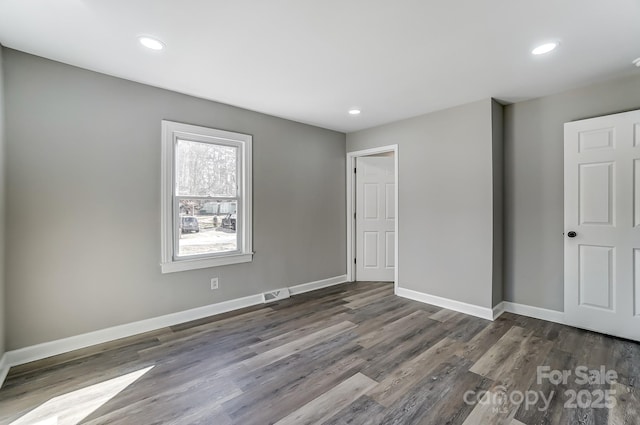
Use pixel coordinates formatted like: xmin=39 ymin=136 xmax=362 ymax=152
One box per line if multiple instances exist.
xmin=0 ymin=45 xmax=5 ymax=357
xmin=4 ymin=49 xmax=346 ymax=350
xmin=504 ymin=72 xmax=640 ymax=311
xmin=491 ymin=100 xmax=504 ymax=307
xmin=347 ymin=99 xmax=497 ymax=308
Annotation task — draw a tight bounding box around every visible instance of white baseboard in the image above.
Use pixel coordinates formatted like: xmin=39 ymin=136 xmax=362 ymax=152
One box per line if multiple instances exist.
xmin=497 ymin=301 xmax=565 ymax=325
xmin=395 ymin=288 xmax=566 ymax=325
xmin=0 ymin=353 xmax=8 ymax=387
xmin=492 ymin=302 xmax=505 ymax=320
xmin=396 ymin=287 xmax=494 ymax=320
xmin=0 ymin=274 xmax=348 ymax=387
xmin=3 ymin=293 xmax=265 ymax=373
xmin=289 ymin=275 xmax=348 ymax=295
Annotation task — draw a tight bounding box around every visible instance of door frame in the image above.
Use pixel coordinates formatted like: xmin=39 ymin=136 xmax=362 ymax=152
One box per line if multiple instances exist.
xmin=562 ymin=109 xmax=640 ymax=341
xmin=346 ymin=144 xmax=399 ymax=292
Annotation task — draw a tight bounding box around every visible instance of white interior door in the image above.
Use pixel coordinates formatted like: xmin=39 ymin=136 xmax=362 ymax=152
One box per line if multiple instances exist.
xmin=356 ymin=156 xmax=395 ymax=282
xmin=564 ymin=109 xmax=640 ymax=341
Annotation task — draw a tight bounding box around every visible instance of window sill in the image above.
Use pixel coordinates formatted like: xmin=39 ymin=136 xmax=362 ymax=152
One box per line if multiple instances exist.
xmin=161 ymin=252 xmax=253 ymax=273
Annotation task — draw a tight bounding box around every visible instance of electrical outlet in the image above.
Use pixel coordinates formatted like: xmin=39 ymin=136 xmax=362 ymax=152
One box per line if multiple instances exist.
xmin=210 ymin=277 xmax=219 ymax=290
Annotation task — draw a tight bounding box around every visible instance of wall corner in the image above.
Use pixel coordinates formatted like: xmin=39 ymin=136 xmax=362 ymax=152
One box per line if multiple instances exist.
xmin=491 ymin=98 xmax=505 ymax=308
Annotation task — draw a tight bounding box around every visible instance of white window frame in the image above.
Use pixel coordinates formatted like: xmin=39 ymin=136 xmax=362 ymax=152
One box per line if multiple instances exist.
xmin=161 ymin=120 xmax=253 ymax=273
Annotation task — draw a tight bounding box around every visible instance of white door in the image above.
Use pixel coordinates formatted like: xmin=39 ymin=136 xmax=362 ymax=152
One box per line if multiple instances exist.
xmin=564 ymin=109 xmax=640 ymax=341
xmin=356 ymin=156 xmax=395 ymax=281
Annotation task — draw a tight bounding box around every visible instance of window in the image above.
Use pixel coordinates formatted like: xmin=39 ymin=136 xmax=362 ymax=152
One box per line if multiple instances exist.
xmin=161 ymin=120 xmax=252 ymax=273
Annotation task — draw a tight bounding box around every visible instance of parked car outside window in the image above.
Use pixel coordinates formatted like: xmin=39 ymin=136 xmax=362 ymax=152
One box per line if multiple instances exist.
xmin=181 ymin=216 xmax=200 ymax=233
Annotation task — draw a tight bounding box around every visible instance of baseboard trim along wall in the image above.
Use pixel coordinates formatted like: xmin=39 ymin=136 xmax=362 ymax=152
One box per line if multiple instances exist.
xmin=395 ymin=287 xmax=495 ymax=321
xmin=288 ymin=275 xmax=349 ymax=296
xmin=0 ymin=353 xmax=8 ymax=388
xmin=492 ymin=302 xmax=505 ymax=320
xmin=396 ymin=287 xmax=567 ymax=326
xmin=494 ymin=301 xmax=566 ymax=325
xmin=0 ymin=274 xmax=348 ymax=386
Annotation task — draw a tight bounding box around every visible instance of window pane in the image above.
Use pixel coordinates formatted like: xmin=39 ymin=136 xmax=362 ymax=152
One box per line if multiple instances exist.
xmin=177 ymin=200 xmax=238 ymax=257
xmin=176 ymin=139 xmax=238 ymax=197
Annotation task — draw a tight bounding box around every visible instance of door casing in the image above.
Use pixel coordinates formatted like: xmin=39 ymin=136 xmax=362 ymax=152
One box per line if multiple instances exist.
xmin=346 ymin=144 xmax=399 ymax=291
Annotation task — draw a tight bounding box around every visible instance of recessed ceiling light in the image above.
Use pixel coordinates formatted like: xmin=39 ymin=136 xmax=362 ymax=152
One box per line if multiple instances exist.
xmin=633 ymin=58 xmax=640 ymax=67
xmin=348 ymin=109 xmax=361 ymax=115
xmin=139 ymin=36 xmax=165 ymax=51
xmin=532 ymin=42 xmax=558 ymax=55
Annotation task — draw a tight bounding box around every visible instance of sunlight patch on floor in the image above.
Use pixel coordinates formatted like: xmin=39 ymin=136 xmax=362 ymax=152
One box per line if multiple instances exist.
xmin=10 ymin=366 xmax=154 ymax=425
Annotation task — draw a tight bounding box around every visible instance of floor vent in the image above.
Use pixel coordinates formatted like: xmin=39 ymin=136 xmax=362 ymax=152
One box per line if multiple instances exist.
xmin=262 ymin=288 xmax=291 ymax=303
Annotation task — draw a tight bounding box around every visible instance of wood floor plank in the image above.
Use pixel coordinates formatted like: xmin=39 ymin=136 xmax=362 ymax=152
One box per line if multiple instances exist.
xmin=358 ymin=316 xmax=450 ymax=381
xmin=608 ymin=382 xmax=639 ymax=425
xmin=610 ymin=337 xmax=640 ymax=389
xmin=512 ymin=348 xmax=576 ymax=425
xmin=137 ymin=326 xmax=259 ymax=363
xmin=342 ymin=285 xmax=394 ymax=302
xmin=320 ymin=395 xmax=386 ymax=425
xmin=446 ymin=315 xmax=492 ymax=342
xmin=415 ymin=370 xmax=491 ymax=425
xmin=345 ymin=289 xmax=395 ymax=310
xmin=81 ymin=374 xmax=241 ymax=425
xmin=356 ymin=310 xmax=434 ymax=349
xmin=429 ymin=308 xmax=465 ymax=323
xmin=347 ymin=294 xmax=412 ymax=323
xmin=501 ymin=312 xmax=562 ymax=342
xmin=232 ymin=332 xmax=361 ymax=391
xmin=453 ymin=317 xmax=514 ymax=362
xmin=239 ymin=320 xmax=356 ymax=372
xmin=470 ymin=326 xmax=554 ymax=390
xmin=368 ymin=336 xmax=463 ymax=407
xmin=165 ymin=306 xmax=274 ymax=340
xmin=254 ymin=303 xmax=352 ymax=342
xmin=369 ymin=357 xmax=475 ymax=424
xmin=461 ymin=383 xmax=519 ymax=425
xmin=224 ymin=343 xmax=365 ymax=425
xmin=274 ymin=372 xmax=378 ymax=425
xmin=350 ymin=303 xmax=425 ymax=336
xmin=248 ymin=311 xmax=352 ymax=353
xmin=167 ymin=410 xmax=233 ymax=425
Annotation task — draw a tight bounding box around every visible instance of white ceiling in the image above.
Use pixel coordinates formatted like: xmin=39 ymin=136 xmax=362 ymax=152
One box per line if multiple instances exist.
xmin=0 ymin=0 xmax=639 ymax=133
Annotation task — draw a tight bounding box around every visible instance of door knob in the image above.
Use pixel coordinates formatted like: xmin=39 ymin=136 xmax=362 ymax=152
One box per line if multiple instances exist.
xmin=567 ymin=231 xmax=577 ymax=238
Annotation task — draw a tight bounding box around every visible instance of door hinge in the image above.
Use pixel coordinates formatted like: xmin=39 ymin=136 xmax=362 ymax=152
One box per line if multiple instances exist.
xmin=354 ymin=212 xmax=356 ymax=219
xmin=354 ymin=167 xmax=357 ymax=174
xmin=354 ymin=258 xmax=357 ymax=264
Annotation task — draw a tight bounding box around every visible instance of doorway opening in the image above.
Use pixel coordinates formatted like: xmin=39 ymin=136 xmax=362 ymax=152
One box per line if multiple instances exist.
xmin=346 ymin=145 xmax=398 ymax=292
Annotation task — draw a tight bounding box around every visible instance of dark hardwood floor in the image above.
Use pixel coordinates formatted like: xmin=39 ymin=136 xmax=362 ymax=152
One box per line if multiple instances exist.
xmin=1 ymin=282 xmax=639 ymax=424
